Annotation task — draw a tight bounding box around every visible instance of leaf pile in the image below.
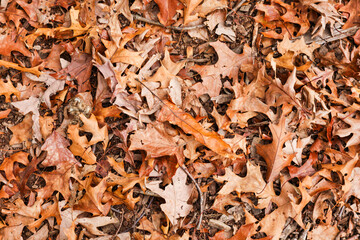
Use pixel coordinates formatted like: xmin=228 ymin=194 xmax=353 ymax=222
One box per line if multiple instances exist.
xmin=1 ymin=0 xmax=360 ymax=239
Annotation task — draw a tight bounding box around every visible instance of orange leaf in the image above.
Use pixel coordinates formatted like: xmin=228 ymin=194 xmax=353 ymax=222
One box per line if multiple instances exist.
xmin=157 ymin=100 xmax=236 ymax=160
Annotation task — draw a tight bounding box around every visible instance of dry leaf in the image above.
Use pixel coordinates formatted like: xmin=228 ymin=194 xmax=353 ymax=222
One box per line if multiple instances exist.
xmin=145 ymin=167 xmax=193 ymax=225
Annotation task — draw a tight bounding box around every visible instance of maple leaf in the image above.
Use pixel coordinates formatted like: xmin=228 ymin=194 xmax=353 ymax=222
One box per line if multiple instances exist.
xmin=191 ymin=41 xmax=254 ymax=97
xmin=145 ymin=167 xmax=193 ymax=225
xmin=256 ymin=116 xmax=295 ymax=183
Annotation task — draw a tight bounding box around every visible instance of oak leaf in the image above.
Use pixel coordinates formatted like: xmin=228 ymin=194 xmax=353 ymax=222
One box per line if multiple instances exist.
xmin=11 ymin=96 xmax=41 ymax=140
xmin=158 ymin=100 xmax=236 ymax=159
xmin=339 ymin=0 xmax=360 ymax=29
xmin=111 ymin=48 xmax=144 ymax=68
xmin=74 ymin=174 xmax=111 ymax=215
xmin=335 ymin=113 xmax=360 ymax=147
xmin=145 ymin=167 xmax=193 ymax=225
xmin=9 ymin=114 xmax=33 ymax=146
xmin=79 ymin=114 xmax=109 ymax=148
xmin=0 ymin=32 xmax=31 ymax=57
xmin=214 ymin=161 xmax=275 ymax=209
xmin=67 ymin=124 xmax=97 ymax=164
xmin=256 ymin=116 xmax=295 ymax=183
xmin=0 ymin=79 xmax=20 ymax=102
xmin=129 ymin=123 xmax=185 ymax=165
xmin=154 ymin=0 xmax=183 ymax=26
xmin=0 ymin=151 xmax=29 ymax=182
xmin=191 ymin=41 xmax=254 ymax=97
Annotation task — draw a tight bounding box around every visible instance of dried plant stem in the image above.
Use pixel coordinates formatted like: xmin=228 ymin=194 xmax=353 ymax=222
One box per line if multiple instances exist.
xmin=132 ymin=14 xmax=205 ymax=31
xmin=180 ymin=165 xmax=203 ymax=230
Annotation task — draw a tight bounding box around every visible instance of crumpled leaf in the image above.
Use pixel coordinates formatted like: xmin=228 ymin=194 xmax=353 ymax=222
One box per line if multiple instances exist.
xmin=145 ymin=167 xmax=193 ymax=225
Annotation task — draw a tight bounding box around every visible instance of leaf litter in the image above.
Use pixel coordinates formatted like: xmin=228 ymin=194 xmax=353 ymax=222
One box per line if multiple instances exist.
xmin=0 ymin=0 xmax=360 ymax=239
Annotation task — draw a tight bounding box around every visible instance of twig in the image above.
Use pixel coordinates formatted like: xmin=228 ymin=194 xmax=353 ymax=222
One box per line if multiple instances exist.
xmin=226 ymin=0 xmax=247 ymax=17
xmin=180 ymin=165 xmax=203 ymax=230
xmin=132 ymin=14 xmax=205 ymax=31
xmin=112 ymin=208 xmax=124 ymax=240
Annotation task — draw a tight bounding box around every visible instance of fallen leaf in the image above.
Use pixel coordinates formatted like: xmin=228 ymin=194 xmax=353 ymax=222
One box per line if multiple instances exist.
xmin=256 ymin=116 xmax=295 ymax=182
xmin=154 ymin=0 xmax=183 ymax=26
xmin=158 ymin=100 xmax=236 ymax=159
xmin=0 ymin=79 xmax=20 ymax=102
xmin=191 ymin=41 xmax=254 ymax=97
xmin=129 ymin=123 xmax=185 ymax=165
xmin=9 ymin=114 xmax=33 ymax=146
xmin=145 ymin=167 xmax=193 ymax=225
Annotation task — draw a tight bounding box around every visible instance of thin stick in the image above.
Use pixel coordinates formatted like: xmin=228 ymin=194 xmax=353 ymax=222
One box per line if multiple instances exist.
xmin=132 ymin=14 xmax=205 ymax=31
xmin=112 ymin=208 xmax=124 ymax=240
xmin=226 ymin=0 xmax=247 ymax=17
xmin=179 ymin=165 xmax=203 ymax=230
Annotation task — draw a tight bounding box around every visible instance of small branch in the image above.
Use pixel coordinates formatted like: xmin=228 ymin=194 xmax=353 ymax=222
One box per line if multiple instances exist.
xmin=226 ymin=0 xmax=247 ymax=17
xmin=112 ymin=208 xmax=124 ymax=240
xmin=180 ymin=165 xmax=203 ymax=230
xmin=132 ymin=14 xmax=205 ymax=31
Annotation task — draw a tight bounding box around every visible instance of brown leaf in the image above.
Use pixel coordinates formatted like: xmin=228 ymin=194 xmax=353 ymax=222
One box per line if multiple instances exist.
xmin=0 ymin=32 xmax=31 ymax=57
xmin=0 ymin=151 xmax=29 ymax=182
xmin=154 ymin=0 xmax=183 ymax=26
xmin=211 ymin=194 xmax=240 ymax=215
xmin=214 ymin=161 xmax=275 ymax=209
xmin=53 ymin=51 xmax=92 ymax=92
xmin=191 ymin=41 xmax=254 ymax=97
xmin=9 ymin=114 xmax=33 ymax=146
xmin=288 ymin=152 xmax=317 ymax=179
xmin=74 ymin=174 xmax=111 ymax=215
xmin=41 ymin=131 xmax=80 ymax=167
xmin=129 ymin=123 xmax=185 ymax=164
xmin=256 ymin=116 xmax=295 ymax=182
xmin=111 ymin=48 xmax=145 ymax=68
xmin=339 ymin=0 xmax=360 ymax=29
xmin=67 ymin=124 xmax=97 ymax=165
xmin=335 ymin=113 xmax=360 ymax=147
